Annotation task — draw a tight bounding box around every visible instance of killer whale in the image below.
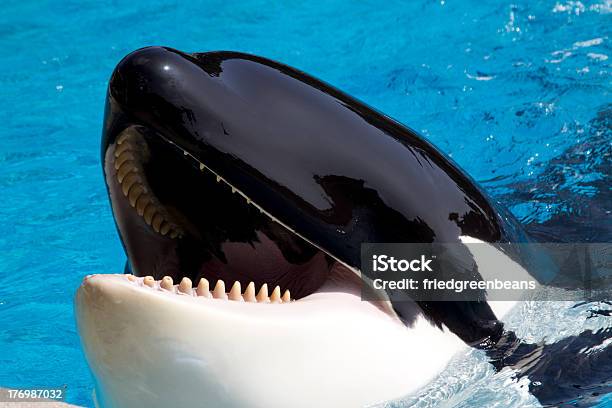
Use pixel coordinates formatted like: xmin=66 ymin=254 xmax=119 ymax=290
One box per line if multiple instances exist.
xmin=75 ymin=46 xmax=609 ymax=407
xmin=100 ymin=46 xmax=532 ymax=342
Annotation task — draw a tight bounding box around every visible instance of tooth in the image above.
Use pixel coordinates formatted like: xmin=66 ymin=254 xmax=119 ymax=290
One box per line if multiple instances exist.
xmin=144 ymin=206 xmax=157 ymax=225
xmin=270 ymin=286 xmax=281 ymax=303
xmin=246 ymin=198 xmax=251 ymax=204
xmin=231 ymin=187 xmax=236 ymax=193
xmin=121 ymin=172 xmax=140 ymax=196
xmin=229 ymin=281 xmax=243 ymax=301
xmin=127 ymin=274 xmax=136 ymax=282
xmin=128 ymin=184 xmax=145 ymax=207
xmin=213 ymin=280 xmax=227 ymax=300
xmin=114 ymin=142 xmax=131 ymax=158
xmin=135 ymin=195 xmax=151 ymax=216
xmin=178 ymin=277 xmax=192 ymax=294
xmin=115 ymin=152 xmax=136 ymax=170
xmin=117 ymin=132 xmax=129 ymax=145
xmin=170 ymin=230 xmax=180 ymax=239
xmin=282 ymin=290 xmax=291 ymax=302
xmin=143 ymin=276 xmax=155 ymax=287
xmin=244 ymin=282 xmax=256 ymax=302
xmin=160 ymin=276 xmax=174 ymax=291
xmin=200 ymin=163 xmax=205 ymax=170
xmin=216 ymin=176 xmax=221 ymax=182
xmin=256 ymin=284 xmax=268 ymax=303
xmin=151 ymin=213 xmax=164 ymax=232
xmin=117 ymin=162 xmax=136 ymax=182
xmin=196 ymin=278 xmax=210 ymax=297
xmin=160 ymin=221 xmax=171 ymax=236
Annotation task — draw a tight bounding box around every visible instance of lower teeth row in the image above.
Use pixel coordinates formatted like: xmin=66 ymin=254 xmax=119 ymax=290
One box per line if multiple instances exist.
xmin=127 ymin=275 xmax=291 ymax=303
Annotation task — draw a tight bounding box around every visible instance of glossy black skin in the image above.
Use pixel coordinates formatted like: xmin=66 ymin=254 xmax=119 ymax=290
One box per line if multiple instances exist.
xmin=103 ymin=46 xmax=530 ymax=344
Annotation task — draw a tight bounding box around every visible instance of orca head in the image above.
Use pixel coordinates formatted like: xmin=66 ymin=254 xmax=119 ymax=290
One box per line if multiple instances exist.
xmin=100 ymin=45 xmax=522 ymax=303
xmin=76 ymin=46 xmax=531 ymax=407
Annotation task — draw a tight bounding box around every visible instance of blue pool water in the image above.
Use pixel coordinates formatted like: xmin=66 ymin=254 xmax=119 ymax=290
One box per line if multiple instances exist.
xmin=0 ymin=0 xmax=610 ymax=406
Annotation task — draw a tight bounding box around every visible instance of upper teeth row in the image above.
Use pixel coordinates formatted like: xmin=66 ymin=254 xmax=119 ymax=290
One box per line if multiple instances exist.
xmin=127 ymin=275 xmax=292 ymax=303
xmin=177 ymin=147 xmax=322 ymax=257
xmin=114 ymin=129 xmax=183 ymax=239
xmin=177 ymin=146 xmax=289 ymax=227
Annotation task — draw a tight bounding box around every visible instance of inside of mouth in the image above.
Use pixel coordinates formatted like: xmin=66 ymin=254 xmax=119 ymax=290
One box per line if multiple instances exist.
xmin=109 ymin=125 xmax=398 ymax=315
xmin=112 ymin=127 xmax=341 ymax=302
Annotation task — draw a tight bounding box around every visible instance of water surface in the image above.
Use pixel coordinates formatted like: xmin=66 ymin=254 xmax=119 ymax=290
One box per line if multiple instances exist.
xmin=0 ymin=0 xmax=610 ymax=405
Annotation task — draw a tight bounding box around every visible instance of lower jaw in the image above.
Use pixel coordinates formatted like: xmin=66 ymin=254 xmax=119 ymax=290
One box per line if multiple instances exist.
xmin=78 ymin=271 xmax=401 ymax=330
xmin=76 ymin=271 xmax=431 ymax=408
xmin=79 ymin=260 xmax=389 ymax=312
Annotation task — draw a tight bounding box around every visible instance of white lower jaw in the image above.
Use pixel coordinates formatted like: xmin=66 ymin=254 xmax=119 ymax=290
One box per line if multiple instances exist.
xmin=75 ymin=268 xmax=466 ymax=408
xmin=75 ymin=237 xmax=527 ymax=407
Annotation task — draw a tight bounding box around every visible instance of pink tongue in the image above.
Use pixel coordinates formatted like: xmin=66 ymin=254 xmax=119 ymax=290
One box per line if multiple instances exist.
xmin=309 ymin=263 xmax=399 ymax=320
xmin=314 ymin=263 xmax=363 ymax=296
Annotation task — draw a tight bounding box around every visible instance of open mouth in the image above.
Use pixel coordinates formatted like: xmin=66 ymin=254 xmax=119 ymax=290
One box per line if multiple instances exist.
xmin=104 ymin=125 xmax=387 ymax=312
